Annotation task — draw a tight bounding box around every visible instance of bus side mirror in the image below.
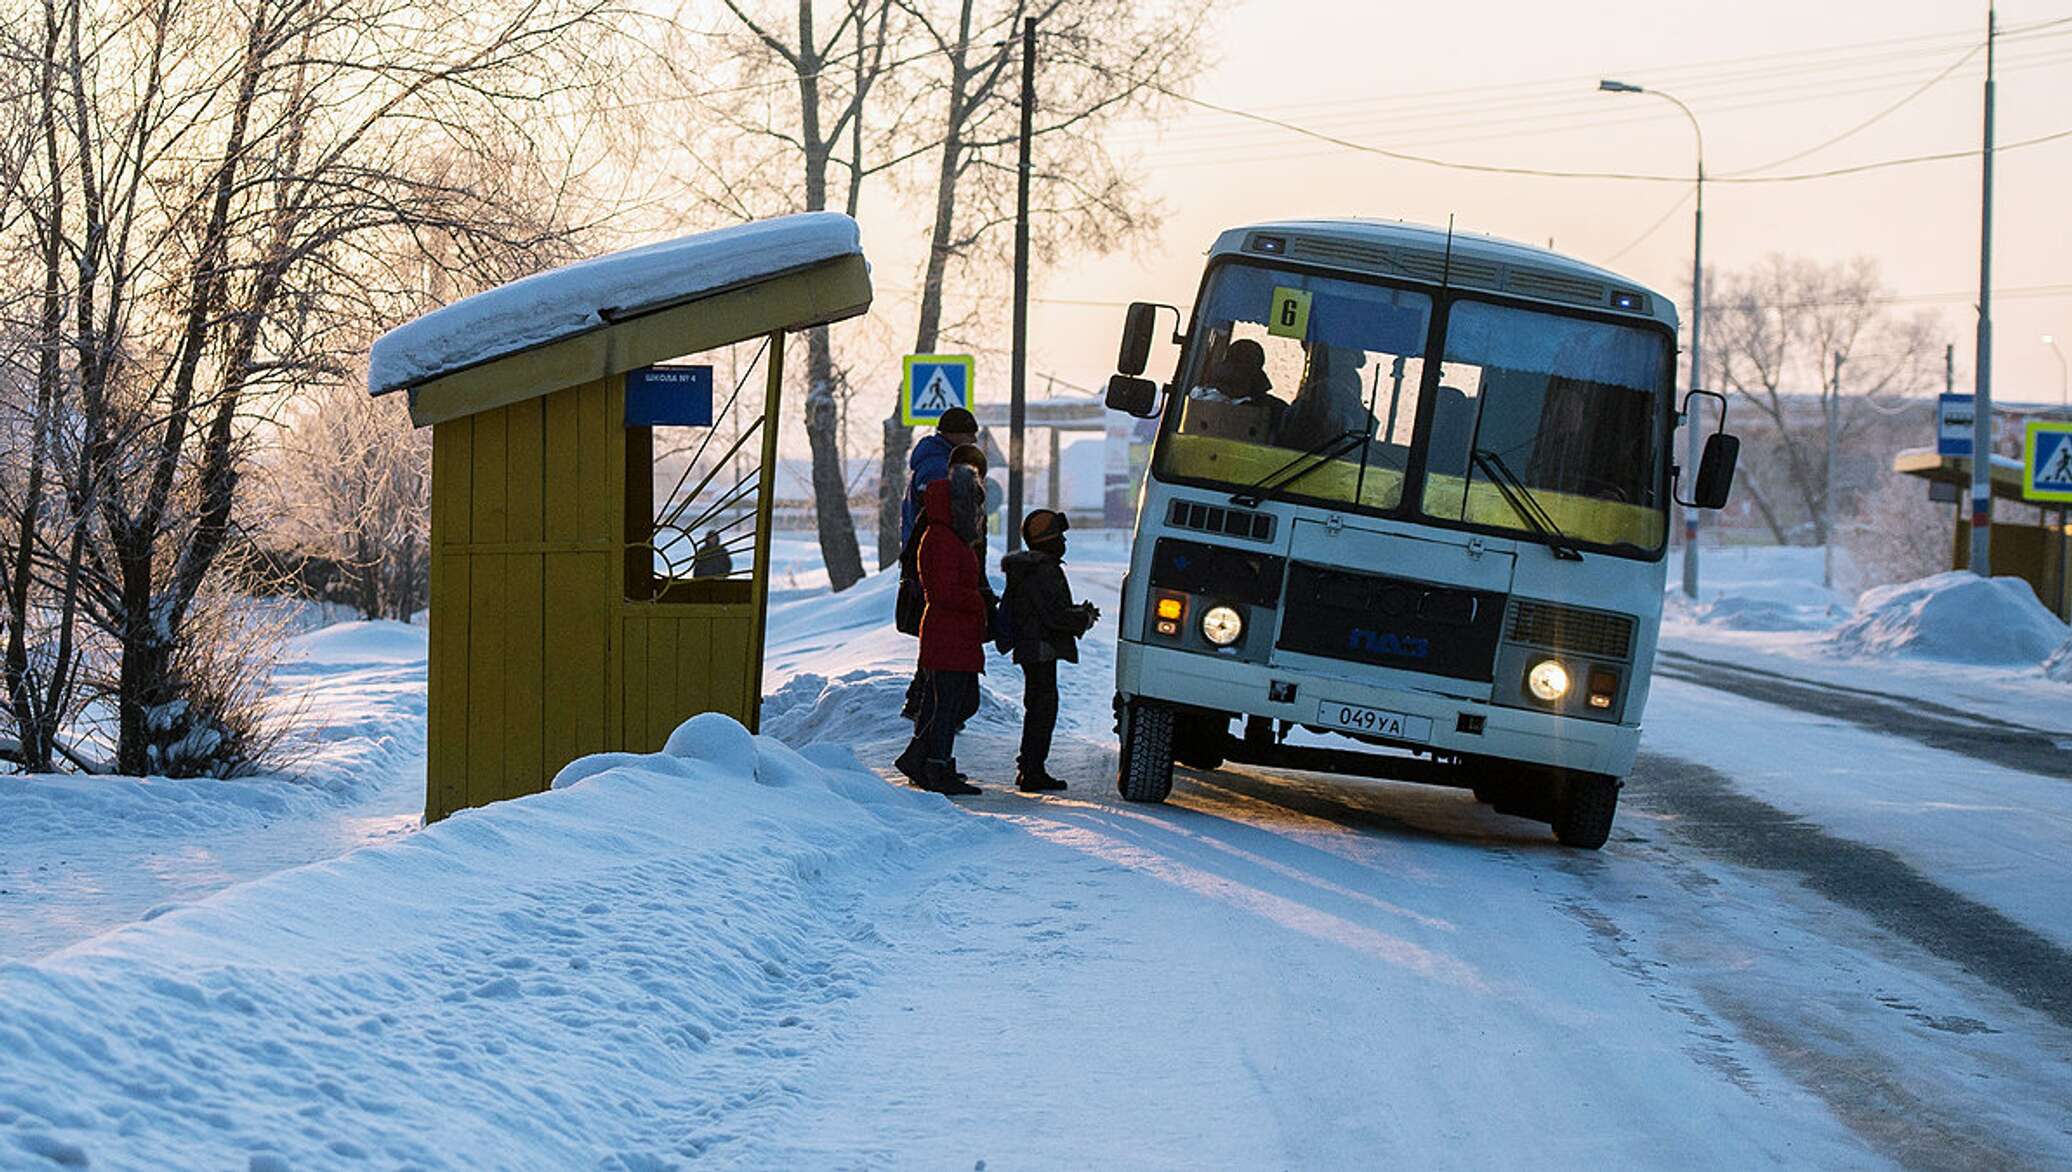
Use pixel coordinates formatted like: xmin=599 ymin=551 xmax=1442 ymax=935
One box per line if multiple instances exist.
xmin=1117 ymin=302 xmax=1158 ymax=376
xmin=1675 ymin=388 xmax=1737 ymax=510
xmin=1106 ymin=374 xmax=1158 ymax=418
xmin=1693 ymin=432 xmax=1739 ymax=510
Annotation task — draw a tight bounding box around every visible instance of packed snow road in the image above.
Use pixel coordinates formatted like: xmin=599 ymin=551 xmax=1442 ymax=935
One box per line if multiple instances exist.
xmin=6 ymin=539 xmax=2072 ymax=1167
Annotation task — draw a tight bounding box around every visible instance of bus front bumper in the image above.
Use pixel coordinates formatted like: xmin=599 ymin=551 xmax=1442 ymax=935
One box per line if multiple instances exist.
xmin=1116 ymin=638 xmax=1640 ymax=778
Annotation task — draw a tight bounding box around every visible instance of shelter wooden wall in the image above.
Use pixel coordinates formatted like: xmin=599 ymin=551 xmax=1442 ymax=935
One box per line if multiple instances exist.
xmin=424 ymin=373 xmax=769 ymax=822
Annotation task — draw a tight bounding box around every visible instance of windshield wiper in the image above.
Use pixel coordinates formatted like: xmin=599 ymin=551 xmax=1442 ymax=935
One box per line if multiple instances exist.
xmin=1470 ymin=449 xmax=1584 ymax=562
xmin=1231 ymin=429 xmax=1366 ymax=508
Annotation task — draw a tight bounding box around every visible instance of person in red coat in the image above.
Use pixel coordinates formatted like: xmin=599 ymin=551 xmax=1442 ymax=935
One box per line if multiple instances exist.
xmin=894 ymin=468 xmax=987 ymax=795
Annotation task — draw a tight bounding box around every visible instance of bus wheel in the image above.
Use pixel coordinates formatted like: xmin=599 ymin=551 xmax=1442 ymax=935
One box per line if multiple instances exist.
xmin=1552 ymin=773 xmax=1621 ymax=850
xmin=1117 ymin=701 xmax=1176 ymax=804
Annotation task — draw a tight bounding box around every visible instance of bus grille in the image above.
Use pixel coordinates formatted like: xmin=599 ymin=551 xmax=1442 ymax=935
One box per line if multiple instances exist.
xmin=1506 ymin=601 xmax=1634 ymax=660
xmin=1168 ymin=498 xmax=1275 ymax=543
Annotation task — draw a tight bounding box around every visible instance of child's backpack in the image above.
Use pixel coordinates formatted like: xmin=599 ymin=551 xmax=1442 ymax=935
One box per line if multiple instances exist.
xmin=991 ymin=580 xmax=1020 ymax=655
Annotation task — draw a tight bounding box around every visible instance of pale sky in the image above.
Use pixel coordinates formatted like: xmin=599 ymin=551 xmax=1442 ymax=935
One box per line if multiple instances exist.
xmin=850 ymin=0 xmax=2072 ymax=413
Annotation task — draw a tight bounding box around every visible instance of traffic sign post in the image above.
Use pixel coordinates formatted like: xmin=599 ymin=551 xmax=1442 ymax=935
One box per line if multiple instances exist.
xmin=901 ymin=354 xmax=975 ymax=427
xmin=1937 ymin=393 xmax=1974 ymax=457
xmin=2022 ymin=420 xmax=2072 ymax=504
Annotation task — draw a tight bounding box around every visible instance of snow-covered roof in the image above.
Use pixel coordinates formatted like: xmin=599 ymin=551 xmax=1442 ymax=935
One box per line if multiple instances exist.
xmin=369 ymin=213 xmax=864 ymax=396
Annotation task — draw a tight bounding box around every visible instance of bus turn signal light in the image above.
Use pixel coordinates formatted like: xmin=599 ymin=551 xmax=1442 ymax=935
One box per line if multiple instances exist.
xmin=1155 ymin=596 xmax=1184 ymax=621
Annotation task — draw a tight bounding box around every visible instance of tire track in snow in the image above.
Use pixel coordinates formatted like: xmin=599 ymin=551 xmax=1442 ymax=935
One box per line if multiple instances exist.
xmin=1652 ymin=651 xmax=2072 ymax=781
xmin=1627 ymin=752 xmax=2072 ymax=1033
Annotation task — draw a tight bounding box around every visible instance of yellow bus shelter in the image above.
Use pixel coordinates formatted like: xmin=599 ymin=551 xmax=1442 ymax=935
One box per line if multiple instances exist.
xmin=369 ymin=214 xmax=873 ymax=821
xmin=1892 ymin=447 xmax=2072 ymax=621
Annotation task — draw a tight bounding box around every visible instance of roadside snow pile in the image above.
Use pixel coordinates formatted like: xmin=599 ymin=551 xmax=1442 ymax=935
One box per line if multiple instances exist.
xmin=761 ymin=669 xmax=1019 ymax=750
xmin=0 ymin=715 xmax=978 ymax=1170
xmin=283 ymin=619 xmax=427 ymax=666
xmin=368 ymin=212 xmax=862 ymax=393
xmin=1682 ymin=578 xmax=1849 ymax=632
xmin=1827 ymin=570 xmax=2070 ymax=665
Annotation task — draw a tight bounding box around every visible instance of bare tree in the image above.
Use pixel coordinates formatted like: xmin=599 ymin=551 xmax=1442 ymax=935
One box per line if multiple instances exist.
xmin=263 ymin=379 xmax=430 ymax=622
xmin=1 ymin=0 xmax=621 ymax=775
xmin=1706 ymin=256 xmax=1941 ymax=549
xmin=873 ymin=0 xmax=1205 ymax=567
xmin=672 ymin=0 xmax=903 ymax=593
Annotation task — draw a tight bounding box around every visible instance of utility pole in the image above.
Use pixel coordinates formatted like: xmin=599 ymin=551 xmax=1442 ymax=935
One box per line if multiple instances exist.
xmin=1007 ymin=16 xmax=1035 ymax=552
xmin=1945 ymin=343 xmax=1955 ymax=394
xmin=1970 ymin=2 xmax=1997 ymax=575
xmin=1825 ymin=351 xmax=1844 ymax=589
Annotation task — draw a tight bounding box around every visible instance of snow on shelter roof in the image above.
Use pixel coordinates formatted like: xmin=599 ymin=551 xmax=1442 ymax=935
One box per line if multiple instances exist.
xmin=368 ymin=212 xmax=864 ymax=396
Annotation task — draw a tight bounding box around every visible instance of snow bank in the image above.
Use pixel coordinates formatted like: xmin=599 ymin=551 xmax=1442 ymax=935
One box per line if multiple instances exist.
xmin=1828 ymin=570 xmax=2070 ymax=665
xmin=283 ymin=619 xmax=427 ymax=667
xmin=1676 ymin=577 xmax=1848 ymax=632
xmin=0 ymin=715 xmax=975 ymax=1170
xmin=369 ymin=213 xmax=862 ymax=393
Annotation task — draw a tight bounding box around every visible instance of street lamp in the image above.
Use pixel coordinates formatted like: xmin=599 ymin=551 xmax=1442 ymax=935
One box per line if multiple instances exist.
xmin=2045 ymin=335 xmax=2068 ymax=409
xmin=1601 ymin=78 xmax=1705 ymax=599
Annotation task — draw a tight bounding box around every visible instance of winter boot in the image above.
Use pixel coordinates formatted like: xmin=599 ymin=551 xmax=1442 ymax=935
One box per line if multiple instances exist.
xmin=1015 ymin=764 xmax=1066 ymax=793
xmin=893 ymin=741 xmax=927 ymax=783
xmin=921 ymin=759 xmax=980 ymax=796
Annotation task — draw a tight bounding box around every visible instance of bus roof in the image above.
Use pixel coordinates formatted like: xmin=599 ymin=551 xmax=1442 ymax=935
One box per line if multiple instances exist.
xmin=1208 ymin=219 xmax=1678 ymax=331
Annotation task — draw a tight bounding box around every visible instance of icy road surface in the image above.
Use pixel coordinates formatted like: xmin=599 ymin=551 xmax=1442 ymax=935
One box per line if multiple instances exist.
xmin=4 ymin=538 xmax=2070 ymax=1168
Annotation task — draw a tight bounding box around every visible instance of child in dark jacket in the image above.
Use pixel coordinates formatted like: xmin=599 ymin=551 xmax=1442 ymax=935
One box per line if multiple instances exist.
xmin=999 ymin=510 xmax=1099 ymax=792
xmin=894 ymin=471 xmax=988 ymax=796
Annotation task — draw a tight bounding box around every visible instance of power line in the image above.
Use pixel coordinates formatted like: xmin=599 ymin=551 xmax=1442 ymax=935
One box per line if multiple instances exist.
xmin=1135 ymin=79 xmax=2072 ymax=185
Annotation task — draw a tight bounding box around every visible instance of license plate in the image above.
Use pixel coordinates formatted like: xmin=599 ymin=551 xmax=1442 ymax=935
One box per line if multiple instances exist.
xmin=1317 ymin=699 xmax=1433 ymax=742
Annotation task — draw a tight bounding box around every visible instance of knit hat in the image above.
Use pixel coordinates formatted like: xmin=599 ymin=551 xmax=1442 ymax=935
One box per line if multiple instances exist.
xmin=937 ymin=407 xmax=978 ymax=435
xmin=1021 ymin=509 xmax=1070 ymax=546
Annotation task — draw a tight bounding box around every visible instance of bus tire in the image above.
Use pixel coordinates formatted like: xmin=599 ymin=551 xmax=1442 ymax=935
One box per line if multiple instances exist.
xmin=1552 ymin=773 xmax=1621 ymax=850
xmin=1118 ymin=701 xmax=1176 ymax=804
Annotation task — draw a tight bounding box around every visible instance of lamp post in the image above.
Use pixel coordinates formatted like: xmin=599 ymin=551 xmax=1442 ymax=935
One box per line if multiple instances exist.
xmin=2046 ymin=335 xmax=2068 ymax=409
xmin=1601 ymin=79 xmax=1705 ymax=598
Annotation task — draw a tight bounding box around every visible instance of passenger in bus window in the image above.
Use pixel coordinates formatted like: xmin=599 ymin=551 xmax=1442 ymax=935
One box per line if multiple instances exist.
xmin=1279 ymin=343 xmax=1371 ymax=451
xmin=1185 ymin=336 xmax=1285 ymax=442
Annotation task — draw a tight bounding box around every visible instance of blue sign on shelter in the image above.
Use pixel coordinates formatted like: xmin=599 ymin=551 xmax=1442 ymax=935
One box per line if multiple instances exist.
xmin=626 ymin=365 xmax=714 ymax=427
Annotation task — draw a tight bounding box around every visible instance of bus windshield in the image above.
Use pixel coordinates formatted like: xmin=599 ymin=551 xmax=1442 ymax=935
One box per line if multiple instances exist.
xmin=1155 ymin=260 xmax=1669 ymax=555
xmin=1419 ymin=299 xmax=1668 ymax=552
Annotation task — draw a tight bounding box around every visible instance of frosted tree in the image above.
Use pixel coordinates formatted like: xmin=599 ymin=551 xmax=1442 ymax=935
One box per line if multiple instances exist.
xmin=1707 ymin=256 xmax=1941 ymax=549
xmin=1 ymin=0 xmax=621 ymax=776
xmin=872 ymin=0 xmax=1206 ymax=567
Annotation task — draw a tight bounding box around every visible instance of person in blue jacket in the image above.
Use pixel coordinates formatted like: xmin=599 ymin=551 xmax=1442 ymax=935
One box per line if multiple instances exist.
xmin=900 ymin=407 xmax=979 ymax=545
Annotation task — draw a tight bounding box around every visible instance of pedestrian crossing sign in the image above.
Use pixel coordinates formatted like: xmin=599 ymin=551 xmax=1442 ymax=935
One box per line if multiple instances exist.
xmin=2024 ymin=420 xmax=2072 ymax=504
xmin=901 ymin=354 xmax=975 ymax=427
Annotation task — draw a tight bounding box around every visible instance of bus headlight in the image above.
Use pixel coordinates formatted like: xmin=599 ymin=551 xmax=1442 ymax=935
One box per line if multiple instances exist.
xmin=1526 ymin=659 xmax=1571 ymax=702
xmin=1201 ymin=605 xmax=1244 ymax=647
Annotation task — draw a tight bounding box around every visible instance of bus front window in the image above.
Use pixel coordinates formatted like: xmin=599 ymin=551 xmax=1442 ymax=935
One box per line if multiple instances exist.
xmin=1420 ymin=300 xmax=1669 ymax=552
xmin=1160 ymin=264 xmax=1433 ymax=511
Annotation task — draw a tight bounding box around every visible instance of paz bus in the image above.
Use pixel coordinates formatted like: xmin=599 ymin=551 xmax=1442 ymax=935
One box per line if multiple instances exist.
xmin=1102 ymin=219 xmax=1738 ymax=849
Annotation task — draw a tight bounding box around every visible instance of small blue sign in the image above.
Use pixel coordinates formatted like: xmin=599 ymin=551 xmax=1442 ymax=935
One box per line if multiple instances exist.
xmin=626 ymin=365 xmax=714 ymax=427
xmin=1937 ymin=393 xmax=1973 ymax=458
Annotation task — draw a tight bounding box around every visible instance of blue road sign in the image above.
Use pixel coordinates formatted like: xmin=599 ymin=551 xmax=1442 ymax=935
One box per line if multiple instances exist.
xmin=902 ymin=354 xmax=974 ymax=426
xmin=2024 ymin=421 xmax=2072 ymax=504
xmin=1937 ymin=393 xmax=1974 ymax=458
xmin=625 ymin=365 xmax=714 ymax=427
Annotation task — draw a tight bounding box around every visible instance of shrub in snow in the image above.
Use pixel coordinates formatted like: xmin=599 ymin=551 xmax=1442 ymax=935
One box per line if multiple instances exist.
xmin=136 ymin=582 xmax=306 ymax=779
xmin=1828 ymin=570 xmax=2070 ymax=665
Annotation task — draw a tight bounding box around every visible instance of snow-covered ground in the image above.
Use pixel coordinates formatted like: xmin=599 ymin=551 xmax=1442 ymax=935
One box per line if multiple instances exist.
xmin=6 ymin=537 xmax=2072 ymax=1168
xmin=0 ymin=622 xmax=428 ymax=963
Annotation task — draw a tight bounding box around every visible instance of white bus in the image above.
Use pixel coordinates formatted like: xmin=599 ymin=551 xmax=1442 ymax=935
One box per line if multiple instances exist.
xmin=1103 ymin=219 xmax=1737 ymax=848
